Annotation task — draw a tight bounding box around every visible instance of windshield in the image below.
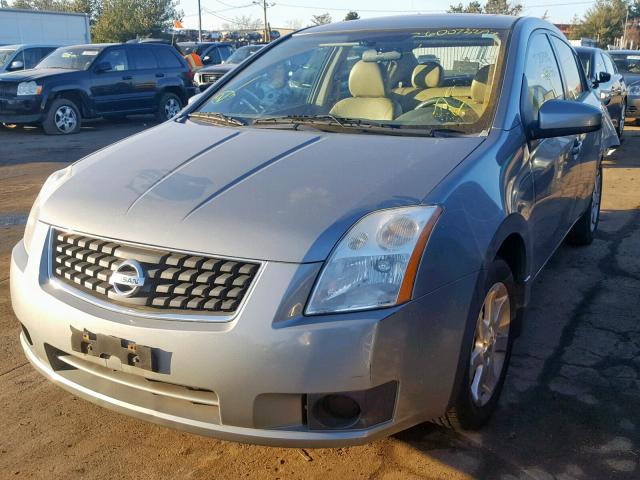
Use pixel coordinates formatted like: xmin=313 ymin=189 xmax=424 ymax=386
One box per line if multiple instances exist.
xmin=226 ymin=46 xmax=263 ymax=64
xmin=37 ymin=46 xmax=102 ymax=70
xmin=196 ymin=28 xmax=508 ymax=135
xmin=611 ymin=53 xmax=640 ymax=74
xmin=0 ymin=49 xmax=17 ymax=67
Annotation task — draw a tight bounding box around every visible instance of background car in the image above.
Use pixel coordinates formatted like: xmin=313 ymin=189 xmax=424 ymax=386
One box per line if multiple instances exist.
xmin=194 ymin=44 xmax=264 ymax=90
xmin=0 ymin=43 xmax=194 ymax=134
xmin=609 ymin=50 xmax=640 ymax=124
xmin=0 ymin=44 xmax=58 ymax=73
xmin=575 ymin=46 xmax=626 ymax=138
xmin=176 ymin=41 xmax=235 ymax=66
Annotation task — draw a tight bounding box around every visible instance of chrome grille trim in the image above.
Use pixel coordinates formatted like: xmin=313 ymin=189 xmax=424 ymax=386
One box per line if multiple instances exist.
xmin=47 ymin=227 xmax=263 ymax=322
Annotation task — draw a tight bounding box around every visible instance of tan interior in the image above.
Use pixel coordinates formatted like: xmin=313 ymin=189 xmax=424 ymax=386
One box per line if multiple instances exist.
xmin=330 ymin=60 xmax=401 ymax=121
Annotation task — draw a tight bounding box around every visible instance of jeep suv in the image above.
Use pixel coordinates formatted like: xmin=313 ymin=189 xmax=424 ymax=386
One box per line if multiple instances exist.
xmin=0 ymin=43 xmax=195 ymax=134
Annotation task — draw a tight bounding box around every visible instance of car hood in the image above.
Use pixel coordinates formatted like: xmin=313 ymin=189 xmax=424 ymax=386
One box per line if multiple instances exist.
xmin=0 ymin=68 xmax=78 ymax=82
xmin=41 ymin=120 xmax=484 ymax=263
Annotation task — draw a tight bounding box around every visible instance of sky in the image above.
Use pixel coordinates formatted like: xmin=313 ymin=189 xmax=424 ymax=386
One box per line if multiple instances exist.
xmin=177 ymin=0 xmax=597 ymax=31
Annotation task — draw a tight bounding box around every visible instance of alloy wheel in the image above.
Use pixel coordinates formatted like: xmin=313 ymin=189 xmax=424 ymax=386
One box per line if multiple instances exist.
xmin=469 ymin=282 xmax=511 ymax=407
xmin=590 ymin=166 xmax=602 ymax=232
xmin=164 ymin=98 xmax=181 ymax=119
xmin=54 ymin=105 xmax=77 ymax=133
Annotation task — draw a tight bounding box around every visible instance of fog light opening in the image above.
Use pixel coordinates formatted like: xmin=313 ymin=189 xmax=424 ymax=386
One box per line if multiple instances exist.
xmin=312 ymin=394 xmax=361 ymax=429
xmin=21 ymin=323 xmax=33 ymax=346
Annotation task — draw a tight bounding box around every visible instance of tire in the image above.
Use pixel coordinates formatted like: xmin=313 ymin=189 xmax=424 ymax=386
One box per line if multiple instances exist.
xmin=616 ymin=103 xmax=625 ymax=140
xmin=567 ymin=161 xmax=602 ymax=246
xmin=436 ymin=258 xmax=516 ymax=431
xmin=156 ymin=92 xmax=182 ymax=121
xmin=42 ymin=98 xmax=81 ymax=135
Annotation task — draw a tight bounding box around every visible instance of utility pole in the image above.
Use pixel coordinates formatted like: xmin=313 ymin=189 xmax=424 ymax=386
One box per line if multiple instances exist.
xmin=623 ymin=6 xmax=629 ymax=49
xmin=253 ymin=1 xmax=275 ymax=43
xmin=198 ymin=0 xmax=202 ymax=42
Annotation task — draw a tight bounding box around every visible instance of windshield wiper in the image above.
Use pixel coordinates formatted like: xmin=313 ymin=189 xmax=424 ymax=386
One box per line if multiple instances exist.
xmin=188 ymin=112 xmax=246 ymax=127
xmin=253 ymin=115 xmax=436 ymax=136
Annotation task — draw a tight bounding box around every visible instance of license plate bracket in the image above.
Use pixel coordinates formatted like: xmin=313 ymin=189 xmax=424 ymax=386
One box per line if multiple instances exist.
xmin=70 ymin=326 xmax=156 ymax=372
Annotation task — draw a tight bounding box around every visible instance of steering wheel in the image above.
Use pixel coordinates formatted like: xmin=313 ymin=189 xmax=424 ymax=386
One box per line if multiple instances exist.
xmin=415 ymin=96 xmax=478 ymax=123
xmin=236 ymin=89 xmax=263 ymax=115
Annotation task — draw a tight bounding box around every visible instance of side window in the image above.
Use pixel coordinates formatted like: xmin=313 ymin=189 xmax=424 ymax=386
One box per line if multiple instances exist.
xmin=550 ymin=37 xmax=584 ymax=100
xmin=204 ymin=47 xmax=221 ymax=65
xmin=219 ymin=46 xmax=233 ymax=61
xmin=130 ymin=47 xmax=158 ymax=70
xmin=603 ymin=54 xmax=616 ymax=74
xmin=19 ymin=48 xmax=42 ymax=69
xmin=153 ymin=47 xmax=181 ymax=68
xmin=524 ymin=34 xmax=564 ymax=113
xmin=594 ymin=52 xmax=606 ymax=77
xmin=99 ymin=48 xmax=129 ymax=71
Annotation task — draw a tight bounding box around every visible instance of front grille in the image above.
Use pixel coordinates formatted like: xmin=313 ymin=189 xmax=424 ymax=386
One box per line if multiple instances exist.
xmin=201 ymin=73 xmax=222 ymax=85
xmin=0 ymin=82 xmax=17 ymax=97
xmin=51 ymin=230 xmax=259 ymax=315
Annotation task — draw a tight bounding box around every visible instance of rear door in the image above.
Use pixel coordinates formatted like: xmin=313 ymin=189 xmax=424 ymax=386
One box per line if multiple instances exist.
xmin=524 ymin=32 xmax=577 ymax=273
xmin=128 ymin=46 xmax=159 ymax=111
xmin=90 ymin=47 xmax=133 ymax=114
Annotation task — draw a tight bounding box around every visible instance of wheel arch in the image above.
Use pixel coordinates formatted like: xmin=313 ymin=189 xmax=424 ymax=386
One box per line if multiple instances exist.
xmin=47 ymin=89 xmax=92 ymax=118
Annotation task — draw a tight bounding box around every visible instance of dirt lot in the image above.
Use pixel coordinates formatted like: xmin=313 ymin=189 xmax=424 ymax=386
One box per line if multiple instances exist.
xmin=1 ymin=119 xmax=639 ymax=479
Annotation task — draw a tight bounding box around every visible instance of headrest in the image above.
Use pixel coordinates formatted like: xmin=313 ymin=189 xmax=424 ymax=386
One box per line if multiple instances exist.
xmin=471 ymin=65 xmax=495 ymax=104
xmin=411 ymin=62 xmax=443 ymax=88
xmin=386 ymin=52 xmax=419 ymax=89
xmin=349 ymin=60 xmax=386 ymax=98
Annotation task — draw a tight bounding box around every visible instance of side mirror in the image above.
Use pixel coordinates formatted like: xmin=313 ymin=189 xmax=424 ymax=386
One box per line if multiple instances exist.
xmin=597 ymin=71 xmax=611 ymax=84
xmin=529 ymin=99 xmax=602 ymax=139
xmin=95 ymin=61 xmax=112 ymax=73
xmin=8 ymin=60 xmax=24 ymax=71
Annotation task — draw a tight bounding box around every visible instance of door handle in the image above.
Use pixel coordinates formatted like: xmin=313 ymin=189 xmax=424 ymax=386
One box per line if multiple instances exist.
xmin=122 ymin=75 xmax=132 ymax=80
xmin=155 ymin=73 xmax=165 ymax=78
xmin=571 ymin=139 xmax=583 ymax=156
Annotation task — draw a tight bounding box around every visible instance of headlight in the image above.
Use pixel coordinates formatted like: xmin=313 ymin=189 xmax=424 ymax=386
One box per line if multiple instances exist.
xmin=17 ymin=81 xmax=42 ymax=96
xmin=23 ymin=166 xmax=73 ymax=254
xmin=629 ymin=85 xmax=640 ymax=96
xmin=306 ymin=206 xmax=442 ymax=315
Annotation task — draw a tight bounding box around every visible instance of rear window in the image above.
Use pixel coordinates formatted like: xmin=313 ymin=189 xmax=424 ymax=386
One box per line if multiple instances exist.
xmin=130 ymin=47 xmax=158 ymax=69
xmin=154 ymin=47 xmax=182 ymax=68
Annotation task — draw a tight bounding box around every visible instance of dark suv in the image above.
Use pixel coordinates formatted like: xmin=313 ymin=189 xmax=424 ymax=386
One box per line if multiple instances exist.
xmin=0 ymin=43 xmax=195 ymax=134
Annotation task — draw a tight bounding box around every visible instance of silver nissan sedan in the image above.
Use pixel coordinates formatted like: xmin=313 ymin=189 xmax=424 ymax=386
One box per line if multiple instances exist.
xmin=11 ymin=15 xmax=618 ymax=446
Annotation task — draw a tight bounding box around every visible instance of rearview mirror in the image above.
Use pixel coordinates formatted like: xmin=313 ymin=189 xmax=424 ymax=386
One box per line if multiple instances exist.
xmin=530 ymin=99 xmax=602 ymax=139
xmin=8 ymin=60 xmax=24 ymax=71
xmin=202 ymin=56 xmax=211 ymax=64
xmin=95 ymin=61 xmax=112 ymax=73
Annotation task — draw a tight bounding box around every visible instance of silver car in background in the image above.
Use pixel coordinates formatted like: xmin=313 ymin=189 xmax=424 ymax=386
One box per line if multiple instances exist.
xmin=11 ymin=15 xmax=617 ymax=446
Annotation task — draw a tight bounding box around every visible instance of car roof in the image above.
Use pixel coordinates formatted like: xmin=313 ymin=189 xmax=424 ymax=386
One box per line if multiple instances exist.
xmin=59 ymin=43 xmax=119 ymax=49
xmin=178 ymin=42 xmax=233 ymax=46
xmin=609 ymin=50 xmax=640 ymax=54
xmin=0 ymin=43 xmax=60 ymax=49
xmin=298 ymin=13 xmax=520 ymax=35
xmin=575 ymin=46 xmax=602 ymax=54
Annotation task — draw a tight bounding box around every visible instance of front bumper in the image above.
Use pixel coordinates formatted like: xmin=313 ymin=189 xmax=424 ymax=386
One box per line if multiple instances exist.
xmin=0 ymin=95 xmax=43 ymax=124
xmin=626 ymin=96 xmax=640 ymax=118
xmin=11 ymin=224 xmax=477 ymax=446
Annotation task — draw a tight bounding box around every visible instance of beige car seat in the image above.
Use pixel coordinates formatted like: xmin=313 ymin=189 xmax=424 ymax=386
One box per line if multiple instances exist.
xmin=330 ymin=60 xmax=400 ymax=121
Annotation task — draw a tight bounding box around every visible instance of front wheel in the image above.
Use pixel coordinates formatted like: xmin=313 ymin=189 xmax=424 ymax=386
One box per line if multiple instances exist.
xmin=437 ymin=258 xmax=515 ymax=430
xmin=567 ymin=161 xmax=602 ymax=246
xmin=156 ymin=93 xmax=182 ymax=121
xmin=42 ymin=98 xmax=81 ymax=135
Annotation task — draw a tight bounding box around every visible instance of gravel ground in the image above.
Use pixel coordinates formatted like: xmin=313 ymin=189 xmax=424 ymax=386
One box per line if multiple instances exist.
xmin=1 ymin=119 xmax=639 ymax=479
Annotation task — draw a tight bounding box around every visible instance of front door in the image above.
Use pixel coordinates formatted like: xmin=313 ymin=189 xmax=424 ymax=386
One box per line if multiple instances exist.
xmin=90 ymin=47 xmax=133 ymax=114
xmin=523 ymin=33 xmax=578 ymax=274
